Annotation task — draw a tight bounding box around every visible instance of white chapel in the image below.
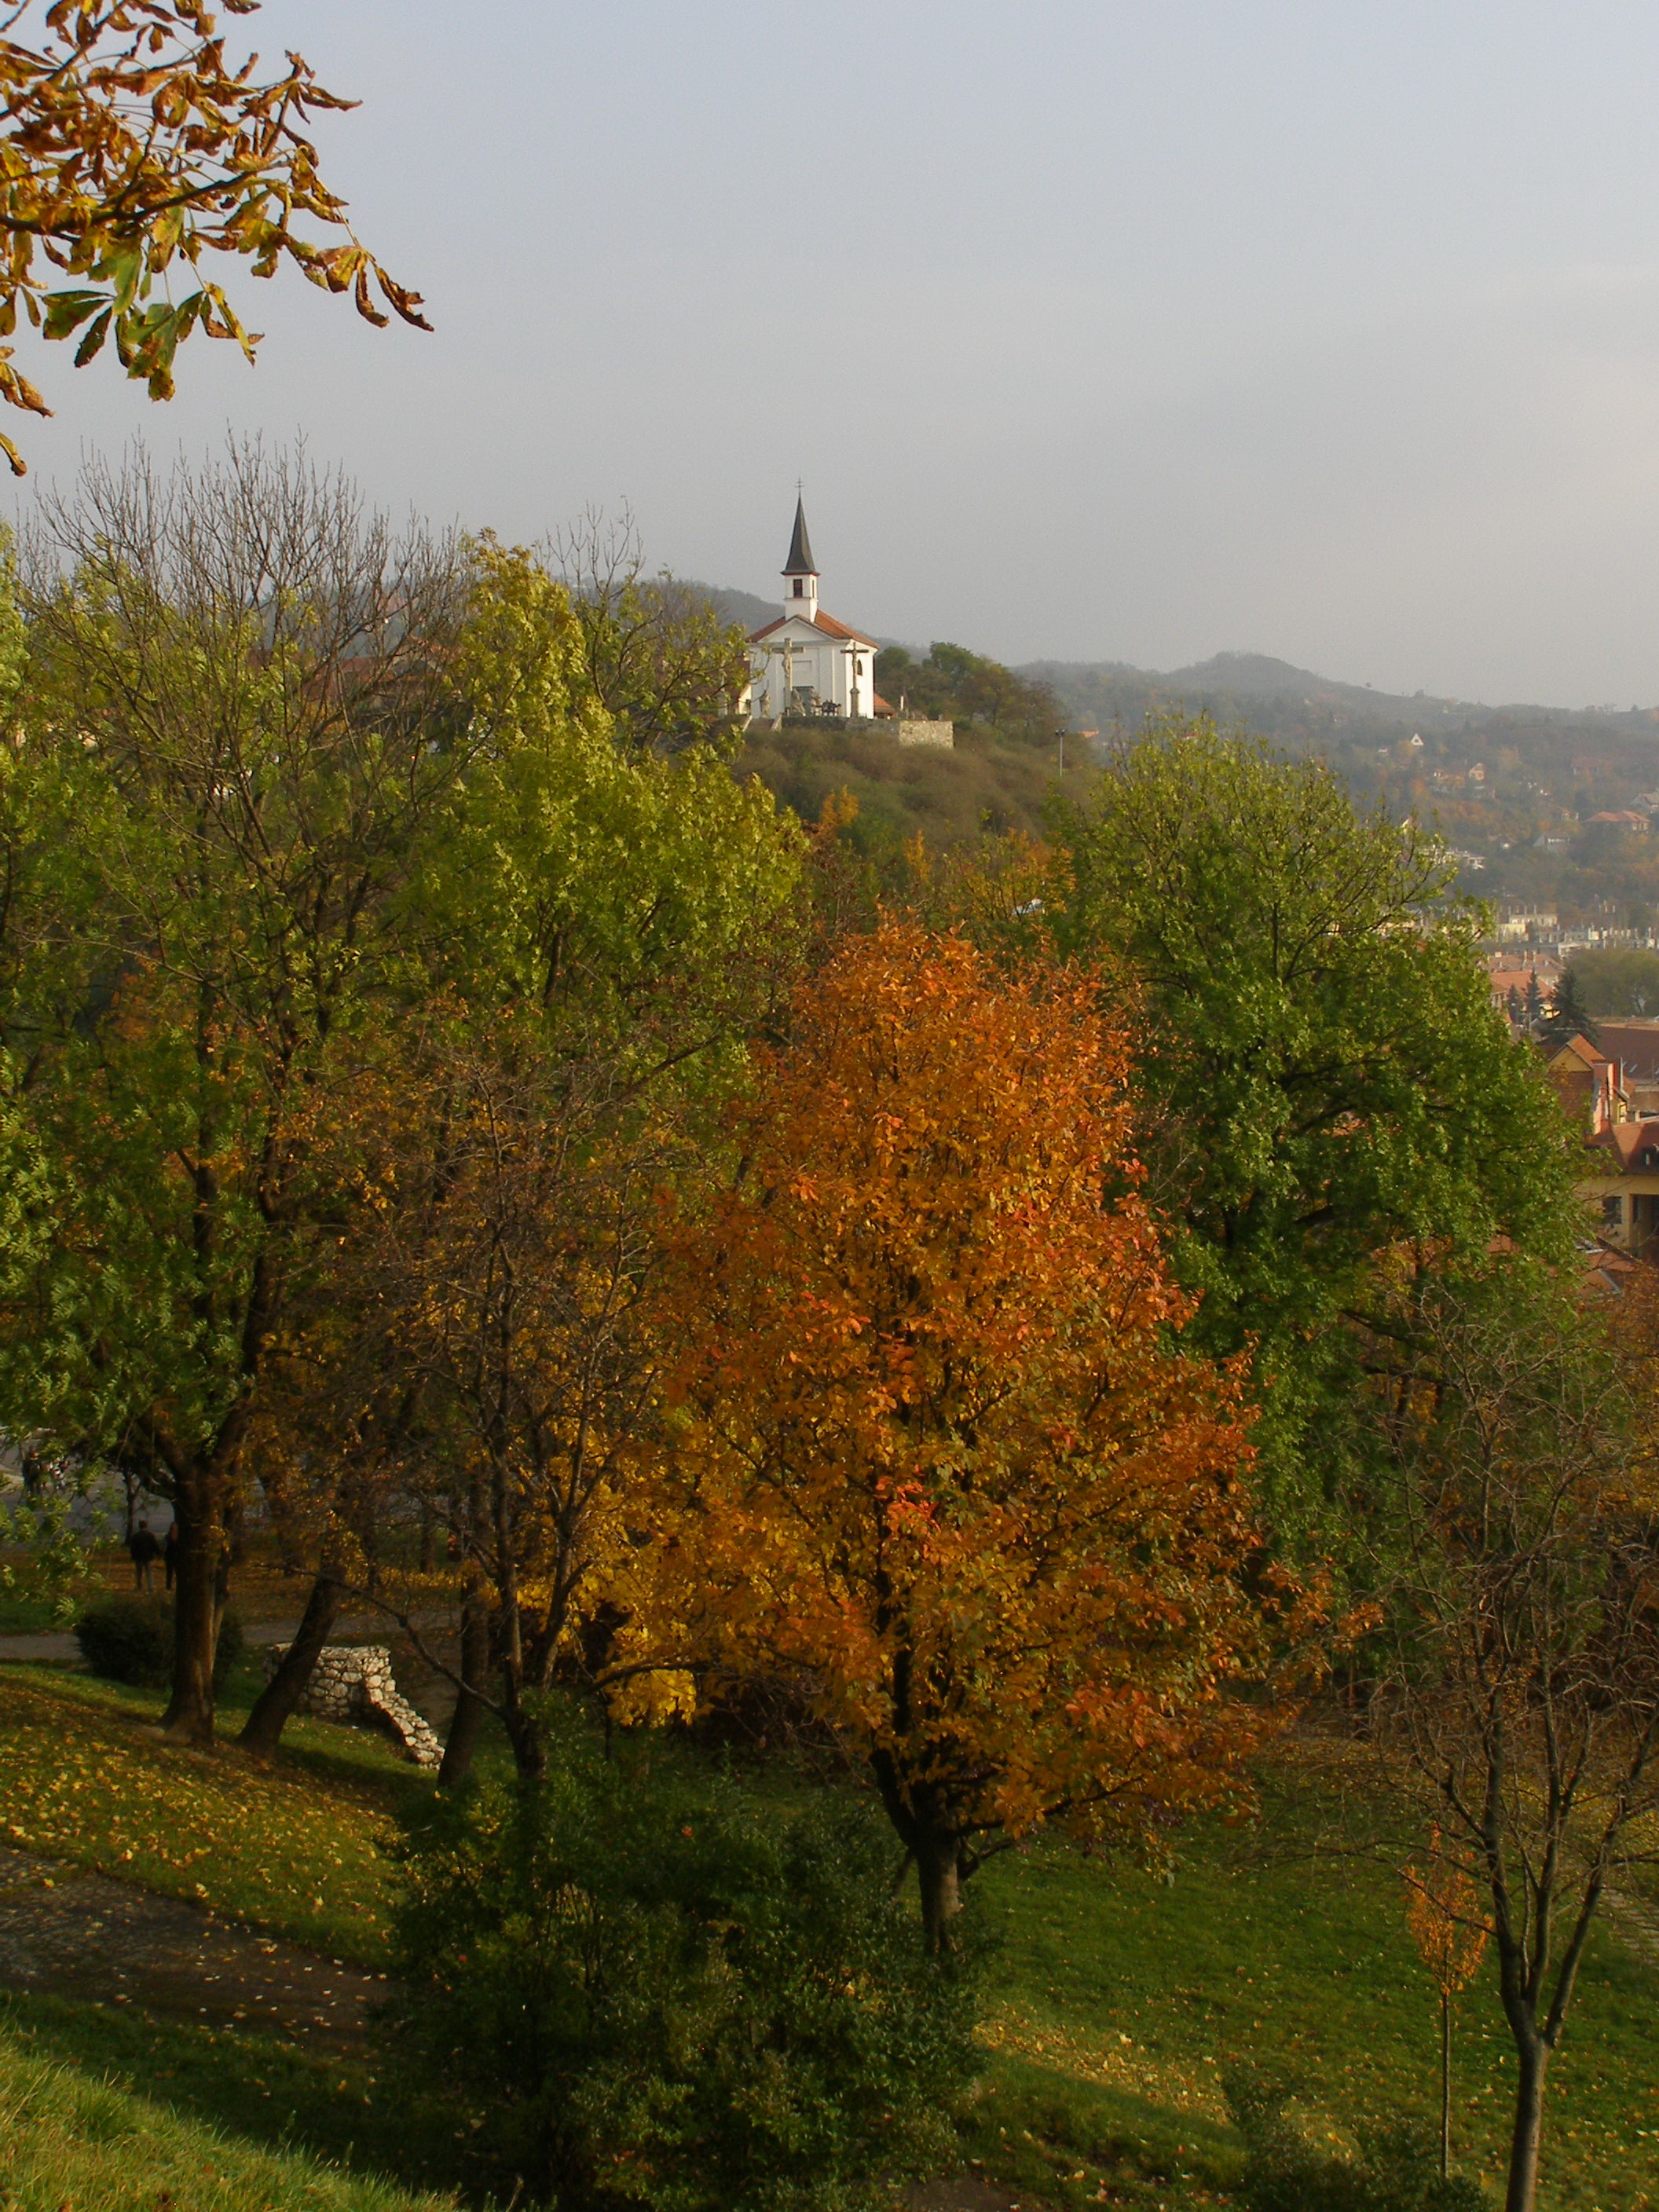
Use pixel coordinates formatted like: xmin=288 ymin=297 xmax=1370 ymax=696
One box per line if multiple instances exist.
xmin=745 ymin=499 xmax=880 ymax=723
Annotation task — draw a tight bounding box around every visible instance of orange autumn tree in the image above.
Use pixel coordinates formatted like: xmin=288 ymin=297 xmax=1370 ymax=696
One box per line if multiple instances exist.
xmin=647 ymin=921 xmax=1284 ymax=1951
xmin=1407 ymin=1828 xmax=1492 ymax=2181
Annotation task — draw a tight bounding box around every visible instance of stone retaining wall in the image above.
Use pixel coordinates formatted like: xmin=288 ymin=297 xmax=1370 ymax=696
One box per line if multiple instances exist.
xmin=263 ymin=1643 xmax=441 ymax=1768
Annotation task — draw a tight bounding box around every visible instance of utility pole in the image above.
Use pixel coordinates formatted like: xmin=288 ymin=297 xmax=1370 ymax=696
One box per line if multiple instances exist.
xmin=1056 ymin=726 xmax=1067 ymax=772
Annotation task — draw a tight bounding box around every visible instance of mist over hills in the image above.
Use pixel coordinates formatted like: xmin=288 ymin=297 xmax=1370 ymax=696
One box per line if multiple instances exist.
xmin=1028 ymin=650 xmax=1464 ymax=731
xmin=705 ymin=585 xmax=781 ymax=635
xmin=700 ymin=585 xmax=1659 ymax=739
xmin=1023 ymin=650 xmax=1659 ymax=744
xmin=702 ymin=581 xmax=1659 ymax=926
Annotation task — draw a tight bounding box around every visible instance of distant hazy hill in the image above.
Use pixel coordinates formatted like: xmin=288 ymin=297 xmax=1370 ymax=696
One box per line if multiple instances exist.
xmin=690 ymin=592 xmax=1659 ymax=782
xmin=696 ymin=584 xmax=778 ymax=635
xmin=1021 ymin=650 xmax=1659 ymax=743
xmin=1023 ymin=651 xmax=1495 ymax=738
xmin=667 ymin=595 xmax=1659 ymax=966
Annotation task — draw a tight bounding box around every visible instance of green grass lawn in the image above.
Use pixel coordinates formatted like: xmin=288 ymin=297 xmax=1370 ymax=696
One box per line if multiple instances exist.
xmin=2 ymin=1663 xmax=1657 ymax=2210
xmin=970 ymin=1757 xmax=1659 ymax=2211
xmin=0 ymin=1660 xmax=424 ymax=1961
xmin=0 ymin=2015 xmax=458 ymax=2212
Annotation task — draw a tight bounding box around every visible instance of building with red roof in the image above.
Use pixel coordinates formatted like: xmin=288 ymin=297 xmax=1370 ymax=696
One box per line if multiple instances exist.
xmin=744 ymin=499 xmax=882 ymax=723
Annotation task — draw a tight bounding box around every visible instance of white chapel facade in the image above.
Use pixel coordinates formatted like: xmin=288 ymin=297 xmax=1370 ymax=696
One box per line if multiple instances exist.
xmin=745 ymin=499 xmax=880 ymax=723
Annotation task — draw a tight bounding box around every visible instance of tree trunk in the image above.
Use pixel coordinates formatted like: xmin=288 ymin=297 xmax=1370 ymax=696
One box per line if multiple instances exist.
xmin=239 ymin=1566 xmax=343 ymax=1757
xmin=438 ymin=1595 xmax=491 ymax=1789
xmin=916 ymin=1832 xmax=961 ymax=1956
xmin=163 ymin=1489 xmax=218 ymax=1745
xmin=1505 ymin=2035 xmax=1548 ymax=2212
xmin=502 ymin=1698 xmax=546 ymax=1782
xmin=501 ymin=1668 xmax=546 ymax=1783
xmin=1440 ymin=1990 xmax=1452 ymax=2181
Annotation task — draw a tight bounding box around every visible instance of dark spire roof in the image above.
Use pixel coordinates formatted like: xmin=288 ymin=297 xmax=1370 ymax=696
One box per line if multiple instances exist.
xmin=782 ymin=496 xmax=817 ymax=577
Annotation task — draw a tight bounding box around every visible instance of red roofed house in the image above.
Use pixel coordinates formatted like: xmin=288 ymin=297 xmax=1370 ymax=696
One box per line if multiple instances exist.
xmin=1544 ymin=1029 xmax=1659 ymax=1252
xmin=745 ymin=500 xmax=881 ymax=723
xmin=1588 ymin=1018 xmax=1659 ymax=1115
xmin=1545 ymin=1033 xmax=1625 ymax=1136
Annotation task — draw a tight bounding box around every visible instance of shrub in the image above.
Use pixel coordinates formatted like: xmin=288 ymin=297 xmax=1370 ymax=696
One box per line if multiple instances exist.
xmin=75 ymin=1595 xmax=243 ymax=1691
xmin=390 ymin=1712 xmax=980 ymax=2211
xmin=0 ymin=1480 xmax=90 ymax=1628
xmin=1225 ymin=2074 xmax=1489 ymax=2212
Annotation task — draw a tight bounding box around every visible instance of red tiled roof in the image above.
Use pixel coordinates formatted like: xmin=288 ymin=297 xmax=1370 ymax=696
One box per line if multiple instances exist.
xmin=811 ymin=610 xmax=879 ymax=646
xmin=1588 ymin=1021 xmax=1659 ymax=1084
xmin=1548 ymin=1035 xmax=1613 ymax=1073
xmin=748 ymin=610 xmax=879 ymax=648
xmin=1588 ymin=1121 xmax=1659 ymax=1173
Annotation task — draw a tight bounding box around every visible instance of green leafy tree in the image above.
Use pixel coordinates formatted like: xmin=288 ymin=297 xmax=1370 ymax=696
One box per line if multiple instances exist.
xmin=873 ymin=640 xmax=1063 ymax=746
xmin=1049 ymin=717 xmax=1578 ymax=1547
xmin=240 ymin=537 xmax=803 ymax=1774
xmin=0 ymin=443 xmax=469 ymax=1742
xmin=1562 ymin=947 xmax=1659 ymax=1017
xmin=0 ymin=1465 xmax=89 ymax=1627
xmin=1541 ymin=966 xmax=1600 ymax=1050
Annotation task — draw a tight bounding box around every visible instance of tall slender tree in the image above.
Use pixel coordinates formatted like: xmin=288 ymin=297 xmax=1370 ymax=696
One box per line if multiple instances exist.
xmin=1540 ymin=967 xmax=1599 ymax=1052
xmin=1365 ymin=1269 xmax=1659 ymax=2212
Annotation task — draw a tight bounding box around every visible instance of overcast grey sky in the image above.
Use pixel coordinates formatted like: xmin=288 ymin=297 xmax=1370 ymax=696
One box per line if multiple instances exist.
xmin=17 ymin=2 xmax=1659 ymax=704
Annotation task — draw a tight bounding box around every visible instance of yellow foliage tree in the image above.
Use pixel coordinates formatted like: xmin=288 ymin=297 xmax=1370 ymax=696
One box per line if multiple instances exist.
xmin=1406 ymin=1827 xmax=1492 ymax=2181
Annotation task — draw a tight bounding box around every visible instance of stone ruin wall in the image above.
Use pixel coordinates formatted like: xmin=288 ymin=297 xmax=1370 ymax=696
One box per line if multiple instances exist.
xmin=264 ymin=1643 xmax=442 ymax=1768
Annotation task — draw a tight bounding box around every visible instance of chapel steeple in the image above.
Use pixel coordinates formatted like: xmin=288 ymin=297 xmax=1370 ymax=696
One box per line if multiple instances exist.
xmin=745 ymin=500 xmax=880 ymax=724
xmin=782 ymin=494 xmax=819 ymax=619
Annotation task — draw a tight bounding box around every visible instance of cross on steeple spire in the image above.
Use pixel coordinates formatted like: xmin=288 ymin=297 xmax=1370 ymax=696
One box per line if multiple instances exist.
xmin=783 ymin=493 xmax=816 ymax=579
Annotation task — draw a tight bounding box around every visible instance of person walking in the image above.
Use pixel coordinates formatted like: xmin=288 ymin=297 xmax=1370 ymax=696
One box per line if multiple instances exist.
xmin=127 ymin=1521 xmax=160 ymax=1593
xmin=162 ymin=1520 xmax=178 ymax=1591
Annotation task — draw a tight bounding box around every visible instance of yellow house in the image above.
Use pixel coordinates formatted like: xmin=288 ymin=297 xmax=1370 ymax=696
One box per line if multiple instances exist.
xmin=1579 ymin=1119 xmax=1659 ymax=1252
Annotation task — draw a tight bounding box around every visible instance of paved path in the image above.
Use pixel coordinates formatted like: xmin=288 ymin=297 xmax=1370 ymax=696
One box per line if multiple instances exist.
xmin=0 ymin=1614 xmax=408 ymax=1669
xmin=0 ymin=1628 xmax=80 ymax=1664
xmin=0 ymin=1847 xmax=383 ymax=2049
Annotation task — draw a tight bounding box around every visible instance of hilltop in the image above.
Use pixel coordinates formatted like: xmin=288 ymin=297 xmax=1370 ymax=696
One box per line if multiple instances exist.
xmin=700 ymin=585 xmax=1659 ymax=743
xmin=701 ymin=587 xmax=1659 ymax=920
xmin=1024 ymin=648 xmax=1659 ymax=743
